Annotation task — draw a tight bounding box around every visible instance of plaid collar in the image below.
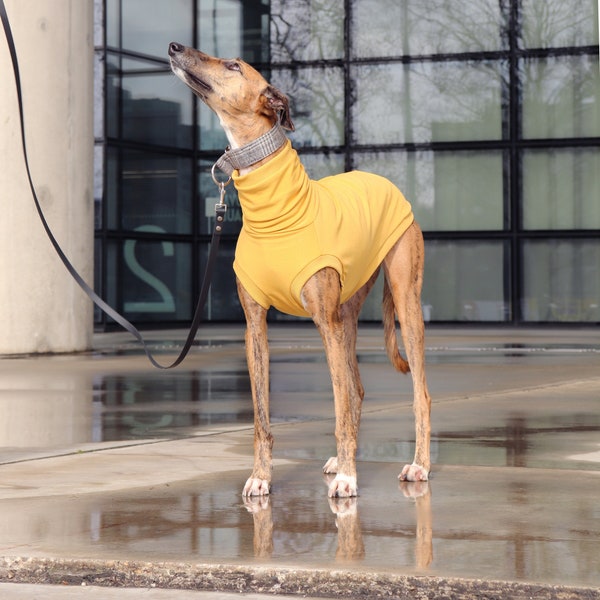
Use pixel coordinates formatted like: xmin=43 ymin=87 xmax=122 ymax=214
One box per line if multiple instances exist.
xmin=214 ymin=121 xmax=288 ymax=176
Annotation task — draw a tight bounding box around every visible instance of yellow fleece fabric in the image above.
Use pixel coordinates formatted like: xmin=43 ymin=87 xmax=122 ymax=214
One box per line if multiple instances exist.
xmin=232 ymin=140 xmax=414 ymax=317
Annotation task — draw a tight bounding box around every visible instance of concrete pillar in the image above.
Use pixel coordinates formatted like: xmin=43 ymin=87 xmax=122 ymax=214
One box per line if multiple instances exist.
xmin=0 ymin=0 xmax=94 ymax=354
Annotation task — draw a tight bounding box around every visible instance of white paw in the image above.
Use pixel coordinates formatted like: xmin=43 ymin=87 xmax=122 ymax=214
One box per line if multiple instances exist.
xmin=328 ymin=474 xmax=357 ymax=498
xmin=399 ymin=463 xmax=429 ymax=482
xmin=323 ymin=456 xmax=338 ymax=474
xmin=242 ymin=477 xmax=271 ymax=497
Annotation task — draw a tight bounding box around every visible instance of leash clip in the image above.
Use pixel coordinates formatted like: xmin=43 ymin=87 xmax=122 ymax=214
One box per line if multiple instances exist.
xmin=211 ymin=162 xmax=230 ymax=231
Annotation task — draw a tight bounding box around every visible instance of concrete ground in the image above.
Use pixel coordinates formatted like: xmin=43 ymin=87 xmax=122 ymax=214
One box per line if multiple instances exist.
xmin=0 ymin=324 xmax=599 ymax=599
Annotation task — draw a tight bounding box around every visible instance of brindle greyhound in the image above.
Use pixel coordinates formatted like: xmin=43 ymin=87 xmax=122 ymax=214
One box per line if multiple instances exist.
xmin=169 ymin=43 xmax=431 ymax=498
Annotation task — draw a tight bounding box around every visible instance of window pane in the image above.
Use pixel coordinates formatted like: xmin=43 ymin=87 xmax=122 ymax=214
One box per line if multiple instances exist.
xmin=359 ymin=271 xmax=385 ymax=321
xmin=106 ymin=53 xmax=120 ymax=138
xmin=109 ymin=239 xmax=192 ymax=322
xmin=94 ymin=145 xmax=104 ymax=229
xmin=120 ymin=151 xmax=193 ymax=234
xmin=352 ymin=61 xmax=505 ymax=144
xmin=354 ymin=150 xmax=506 ymax=231
xmin=423 ymin=241 xmax=510 ymax=321
xmin=105 ymin=0 xmax=119 ymax=47
xmin=522 ymin=240 xmax=600 ymax=322
xmin=522 ymin=148 xmax=600 ymax=230
xmin=271 ymin=0 xmax=344 ymax=62
xmin=199 ymin=0 xmax=268 ymax=63
xmin=106 ymin=146 xmax=118 ymax=230
xmin=521 ymin=0 xmax=599 ymax=48
xmin=199 ymin=102 xmax=230 ymax=151
xmin=94 ymin=51 xmax=104 ymax=139
xmin=521 ymin=55 xmax=600 ymax=139
xmin=301 ymin=152 xmax=345 ymax=180
xmin=94 ymin=238 xmax=104 ymax=324
xmin=122 ymin=71 xmax=194 ymax=148
xmin=271 ymin=67 xmax=345 ymax=147
xmin=200 ymin=243 xmax=244 ymax=320
xmin=352 ymin=0 xmax=507 ymax=57
xmin=122 ymin=0 xmax=192 ymax=57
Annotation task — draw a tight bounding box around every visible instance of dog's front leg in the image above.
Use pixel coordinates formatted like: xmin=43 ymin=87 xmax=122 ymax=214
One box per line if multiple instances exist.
xmin=302 ymin=268 xmax=359 ymax=498
xmin=237 ymin=279 xmax=272 ymax=496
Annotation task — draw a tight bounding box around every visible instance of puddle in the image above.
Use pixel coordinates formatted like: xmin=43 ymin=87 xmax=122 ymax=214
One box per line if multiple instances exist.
xmin=0 ymin=462 xmax=599 ymax=588
xmin=97 ymin=370 xmax=253 ymax=440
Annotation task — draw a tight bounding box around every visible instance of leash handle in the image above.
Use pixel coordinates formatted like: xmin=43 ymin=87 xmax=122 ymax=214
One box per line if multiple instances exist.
xmin=0 ymin=0 xmax=223 ymax=369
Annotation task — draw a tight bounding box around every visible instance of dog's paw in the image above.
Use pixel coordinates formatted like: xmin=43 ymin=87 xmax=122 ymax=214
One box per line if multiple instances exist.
xmin=399 ymin=463 xmax=429 ymax=482
xmin=322 ymin=456 xmax=338 ymax=474
xmin=328 ymin=474 xmax=357 ymax=498
xmin=242 ymin=477 xmax=271 ymax=497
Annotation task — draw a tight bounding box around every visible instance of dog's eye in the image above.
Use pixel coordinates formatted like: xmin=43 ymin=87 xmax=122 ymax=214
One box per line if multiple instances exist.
xmin=225 ymin=61 xmax=241 ymax=72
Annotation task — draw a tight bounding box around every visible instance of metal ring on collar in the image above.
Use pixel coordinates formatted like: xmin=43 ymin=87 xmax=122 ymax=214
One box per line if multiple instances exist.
xmin=211 ymin=162 xmax=232 ymax=188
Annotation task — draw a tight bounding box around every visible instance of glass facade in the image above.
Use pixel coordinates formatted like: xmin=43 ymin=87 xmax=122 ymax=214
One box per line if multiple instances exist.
xmin=94 ymin=0 xmax=600 ymax=326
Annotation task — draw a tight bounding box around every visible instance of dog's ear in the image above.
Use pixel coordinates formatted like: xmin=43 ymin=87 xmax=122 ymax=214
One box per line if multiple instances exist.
xmin=262 ymin=85 xmax=295 ymax=131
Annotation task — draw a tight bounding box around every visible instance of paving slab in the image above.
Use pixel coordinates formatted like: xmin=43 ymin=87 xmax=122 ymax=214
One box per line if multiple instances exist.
xmin=1 ymin=325 xmax=599 ymax=598
xmin=0 ymin=583 xmax=329 ymax=600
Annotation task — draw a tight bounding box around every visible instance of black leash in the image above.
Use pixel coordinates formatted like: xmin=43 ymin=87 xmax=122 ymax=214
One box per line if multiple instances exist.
xmin=0 ymin=0 xmax=227 ymax=369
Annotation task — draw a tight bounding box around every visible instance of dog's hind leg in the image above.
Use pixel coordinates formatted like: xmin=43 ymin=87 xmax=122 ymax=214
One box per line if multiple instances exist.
xmin=383 ymin=222 xmax=431 ymax=482
xmin=237 ymin=279 xmax=273 ymax=496
xmin=302 ymin=267 xmax=377 ymax=497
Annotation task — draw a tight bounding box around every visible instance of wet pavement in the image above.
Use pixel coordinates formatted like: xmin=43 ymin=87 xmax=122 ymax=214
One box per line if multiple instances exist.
xmin=0 ymin=324 xmax=599 ymax=598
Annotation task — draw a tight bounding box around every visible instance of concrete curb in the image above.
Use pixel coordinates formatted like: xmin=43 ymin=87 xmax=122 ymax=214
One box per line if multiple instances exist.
xmin=1 ymin=557 xmax=599 ymax=599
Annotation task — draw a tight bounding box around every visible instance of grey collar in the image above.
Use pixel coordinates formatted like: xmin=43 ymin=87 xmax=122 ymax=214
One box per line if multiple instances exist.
xmin=214 ymin=122 xmax=288 ymax=176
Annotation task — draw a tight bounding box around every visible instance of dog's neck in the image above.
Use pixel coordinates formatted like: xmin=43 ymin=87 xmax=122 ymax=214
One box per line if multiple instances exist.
xmin=219 ymin=113 xmax=274 ymax=149
xmin=220 ymin=120 xmax=244 ymax=150
xmin=215 ymin=119 xmax=288 ymax=177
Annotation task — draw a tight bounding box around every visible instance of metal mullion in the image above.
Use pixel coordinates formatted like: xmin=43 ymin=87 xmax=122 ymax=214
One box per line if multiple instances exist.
xmin=96 ymin=0 xmax=110 ymax=329
xmin=116 ymin=47 xmax=170 ymax=66
xmin=114 ymin=0 xmax=125 ymax=322
xmin=349 ymin=50 xmax=509 ymax=66
xmin=508 ymin=0 xmax=521 ymax=324
xmin=343 ymin=0 xmax=352 ymax=172
xmin=352 ymin=140 xmax=512 ymax=153
xmin=422 ymin=230 xmax=512 ymax=241
xmin=517 ymin=229 xmax=600 ymax=240
xmin=191 ymin=0 xmax=200 ymax=324
xmin=520 ymin=137 xmax=600 ymax=149
xmin=518 ymin=45 xmax=599 ymax=59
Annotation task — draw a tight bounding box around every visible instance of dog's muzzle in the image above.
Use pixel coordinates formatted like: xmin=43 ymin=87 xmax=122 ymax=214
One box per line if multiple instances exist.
xmin=168 ymin=42 xmax=213 ymax=97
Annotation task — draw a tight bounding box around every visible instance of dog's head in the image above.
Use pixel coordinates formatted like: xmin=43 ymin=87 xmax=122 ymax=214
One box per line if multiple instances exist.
xmin=168 ymin=43 xmax=294 ymax=135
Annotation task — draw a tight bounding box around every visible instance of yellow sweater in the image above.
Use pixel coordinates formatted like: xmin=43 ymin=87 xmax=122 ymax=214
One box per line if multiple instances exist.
xmin=232 ymin=140 xmax=414 ymax=317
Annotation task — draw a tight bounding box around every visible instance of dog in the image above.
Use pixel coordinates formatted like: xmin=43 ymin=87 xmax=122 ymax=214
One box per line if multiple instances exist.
xmin=169 ymin=43 xmax=431 ymax=498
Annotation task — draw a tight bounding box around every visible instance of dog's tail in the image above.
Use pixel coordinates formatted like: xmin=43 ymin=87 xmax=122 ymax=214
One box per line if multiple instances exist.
xmin=382 ymin=277 xmax=411 ymax=373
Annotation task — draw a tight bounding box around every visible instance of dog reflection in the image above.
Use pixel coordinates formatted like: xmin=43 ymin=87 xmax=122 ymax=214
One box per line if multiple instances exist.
xmin=243 ymin=495 xmax=273 ymax=558
xmin=243 ymin=480 xmax=432 ymax=568
xmin=399 ymin=480 xmax=433 ymax=569
xmin=328 ymin=496 xmax=365 ymax=561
